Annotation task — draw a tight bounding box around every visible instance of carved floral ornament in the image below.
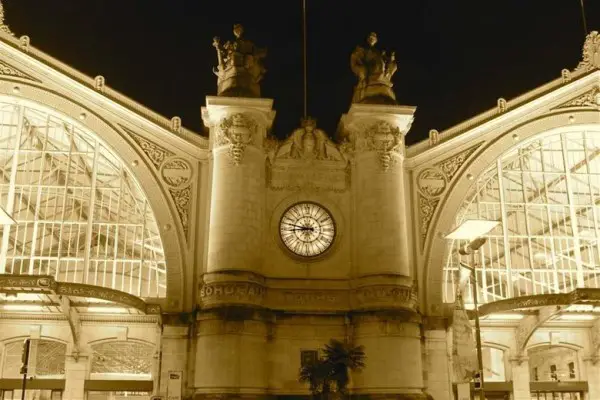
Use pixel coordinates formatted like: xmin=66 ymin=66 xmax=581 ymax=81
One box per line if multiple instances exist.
xmin=215 ymin=113 xmax=258 ymax=165
xmin=121 ymin=125 xmax=192 ymax=238
xmin=417 ymin=143 xmax=482 ymax=249
xmin=576 ymin=30 xmax=600 ymax=72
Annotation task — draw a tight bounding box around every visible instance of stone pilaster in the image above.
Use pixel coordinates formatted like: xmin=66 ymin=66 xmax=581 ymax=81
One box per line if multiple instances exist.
xmin=339 ymin=103 xmax=416 ymax=280
xmin=423 ymin=318 xmax=452 ymax=400
xmin=584 ymin=358 xmax=600 ymax=400
xmin=510 ymin=357 xmax=531 ymax=400
xmin=63 ymin=351 xmax=88 ymax=400
xmin=159 ymin=325 xmax=190 ymax=397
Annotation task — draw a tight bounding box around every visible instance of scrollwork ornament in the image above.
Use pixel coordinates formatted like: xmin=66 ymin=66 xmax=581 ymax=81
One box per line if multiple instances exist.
xmin=216 ymin=113 xmax=257 ymax=165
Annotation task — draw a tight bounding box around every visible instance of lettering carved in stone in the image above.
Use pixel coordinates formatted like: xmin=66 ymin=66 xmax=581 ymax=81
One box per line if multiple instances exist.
xmin=199 ymin=282 xmax=265 ymax=307
xmin=215 ymin=113 xmax=257 ymax=165
xmin=355 ymin=285 xmax=416 ymax=310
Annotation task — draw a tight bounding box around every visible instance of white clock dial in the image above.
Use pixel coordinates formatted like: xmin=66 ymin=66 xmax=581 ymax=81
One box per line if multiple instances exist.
xmin=279 ymin=202 xmax=336 ymax=257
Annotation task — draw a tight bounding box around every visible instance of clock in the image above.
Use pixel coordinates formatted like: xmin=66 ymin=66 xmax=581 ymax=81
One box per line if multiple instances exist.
xmin=279 ymin=202 xmax=336 ymax=257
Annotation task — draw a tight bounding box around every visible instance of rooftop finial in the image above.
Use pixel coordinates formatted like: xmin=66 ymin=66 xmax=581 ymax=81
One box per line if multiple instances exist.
xmin=0 ymin=1 xmax=13 ymax=36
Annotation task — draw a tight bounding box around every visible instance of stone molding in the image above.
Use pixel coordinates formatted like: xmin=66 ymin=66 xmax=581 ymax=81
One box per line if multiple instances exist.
xmin=0 ymin=60 xmax=37 ymax=81
xmin=555 ymin=86 xmax=600 ymax=108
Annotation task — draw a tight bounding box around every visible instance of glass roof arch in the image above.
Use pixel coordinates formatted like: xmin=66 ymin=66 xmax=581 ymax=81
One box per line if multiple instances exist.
xmin=444 ymin=126 xmax=600 ymax=306
xmin=0 ymin=95 xmax=168 ymax=298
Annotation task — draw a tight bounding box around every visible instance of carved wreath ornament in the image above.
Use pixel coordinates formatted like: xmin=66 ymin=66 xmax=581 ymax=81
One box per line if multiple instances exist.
xmin=216 ymin=113 xmax=257 ymax=165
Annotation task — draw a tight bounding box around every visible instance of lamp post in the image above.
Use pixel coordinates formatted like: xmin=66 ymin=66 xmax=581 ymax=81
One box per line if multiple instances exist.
xmin=446 ymin=220 xmax=500 ymax=400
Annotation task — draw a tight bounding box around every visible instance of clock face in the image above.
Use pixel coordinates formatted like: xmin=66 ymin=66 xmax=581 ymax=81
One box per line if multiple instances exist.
xmin=279 ymin=202 xmax=336 ymax=257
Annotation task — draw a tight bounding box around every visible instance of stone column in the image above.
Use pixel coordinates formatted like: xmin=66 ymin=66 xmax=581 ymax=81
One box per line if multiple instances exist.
xmin=423 ymin=319 xmax=452 ymax=400
xmin=194 ymin=310 xmax=270 ymax=399
xmin=584 ymin=358 xmax=600 ymax=400
xmin=339 ymin=104 xmax=415 ymax=280
xmin=201 ymin=96 xmax=275 ymax=277
xmin=197 ymin=96 xmax=274 ymax=400
xmin=510 ymin=357 xmax=531 ymax=400
xmin=63 ymin=349 xmax=88 ymax=400
xmin=351 ymin=313 xmax=424 ymax=397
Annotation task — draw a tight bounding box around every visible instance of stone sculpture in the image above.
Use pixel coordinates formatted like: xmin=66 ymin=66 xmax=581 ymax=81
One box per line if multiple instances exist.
xmin=350 ymin=32 xmax=397 ymax=104
xmin=212 ymin=24 xmax=267 ymax=97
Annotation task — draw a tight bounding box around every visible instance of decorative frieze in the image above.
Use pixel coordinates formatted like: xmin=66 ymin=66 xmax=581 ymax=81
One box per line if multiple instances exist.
xmin=169 ymin=186 xmax=191 ymax=237
xmin=215 ymin=113 xmax=258 ymax=165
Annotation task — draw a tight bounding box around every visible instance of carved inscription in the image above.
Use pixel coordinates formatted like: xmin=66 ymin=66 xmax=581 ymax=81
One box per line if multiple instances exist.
xmin=199 ymin=282 xmax=265 ymax=306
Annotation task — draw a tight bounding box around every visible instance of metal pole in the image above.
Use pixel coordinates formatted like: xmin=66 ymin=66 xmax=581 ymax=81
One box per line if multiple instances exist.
xmin=470 ymin=250 xmax=485 ymax=400
xmin=20 ymin=339 xmax=31 ymax=400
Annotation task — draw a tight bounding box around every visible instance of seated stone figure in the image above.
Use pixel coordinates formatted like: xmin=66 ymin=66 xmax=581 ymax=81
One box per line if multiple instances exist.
xmin=350 ymin=32 xmax=398 ymax=104
xmin=212 ymin=24 xmax=267 ymax=97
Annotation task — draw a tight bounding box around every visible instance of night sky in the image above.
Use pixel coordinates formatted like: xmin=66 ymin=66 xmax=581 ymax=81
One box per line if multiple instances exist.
xmin=5 ymin=1 xmax=600 ymax=145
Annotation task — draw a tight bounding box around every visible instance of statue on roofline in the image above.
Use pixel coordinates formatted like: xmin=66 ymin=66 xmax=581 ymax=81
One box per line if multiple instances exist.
xmin=350 ymin=32 xmax=398 ymax=104
xmin=212 ymin=24 xmax=267 ymax=98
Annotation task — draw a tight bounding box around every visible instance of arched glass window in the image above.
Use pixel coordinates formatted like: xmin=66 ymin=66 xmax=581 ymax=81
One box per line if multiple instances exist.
xmin=90 ymin=341 xmax=154 ymax=380
xmin=0 ymin=98 xmax=166 ymax=297
xmin=444 ymin=129 xmax=600 ymax=305
xmin=528 ymin=346 xmax=580 ymax=381
xmin=2 ymin=339 xmax=66 ymax=378
xmin=482 ymin=346 xmax=506 ymax=382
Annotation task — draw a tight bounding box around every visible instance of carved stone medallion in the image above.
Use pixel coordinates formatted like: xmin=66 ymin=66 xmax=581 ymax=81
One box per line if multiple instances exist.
xmin=418 ymin=168 xmax=447 ymax=198
xmin=160 ymin=157 xmax=193 ymax=188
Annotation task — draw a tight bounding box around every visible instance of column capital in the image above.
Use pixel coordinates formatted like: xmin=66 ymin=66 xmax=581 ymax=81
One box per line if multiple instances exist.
xmin=338 ymin=103 xmax=415 ymax=171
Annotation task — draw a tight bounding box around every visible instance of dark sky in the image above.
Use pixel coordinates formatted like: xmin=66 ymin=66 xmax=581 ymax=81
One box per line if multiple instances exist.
xmin=5 ymin=1 xmax=600 ymax=144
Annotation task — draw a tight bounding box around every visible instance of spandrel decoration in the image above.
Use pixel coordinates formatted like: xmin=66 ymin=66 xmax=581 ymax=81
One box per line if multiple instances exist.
xmin=212 ymin=24 xmax=267 ymax=97
xmin=350 ymin=32 xmax=398 ymax=104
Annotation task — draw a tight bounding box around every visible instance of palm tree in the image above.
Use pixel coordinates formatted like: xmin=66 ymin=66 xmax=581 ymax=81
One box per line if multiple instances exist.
xmin=322 ymin=339 xmax=366 ymax=396
xmin=299 ymin=339 xmax=366 ymax=400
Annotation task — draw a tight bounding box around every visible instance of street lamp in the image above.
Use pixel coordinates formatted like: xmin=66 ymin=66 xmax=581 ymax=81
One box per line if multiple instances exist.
xmin=446 ymin=219 xmax=500 ymax=400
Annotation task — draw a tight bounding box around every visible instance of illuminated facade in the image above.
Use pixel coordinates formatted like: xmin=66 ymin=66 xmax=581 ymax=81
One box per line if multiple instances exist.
xmin=0 ymin=5 xmax=599 ymax=400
